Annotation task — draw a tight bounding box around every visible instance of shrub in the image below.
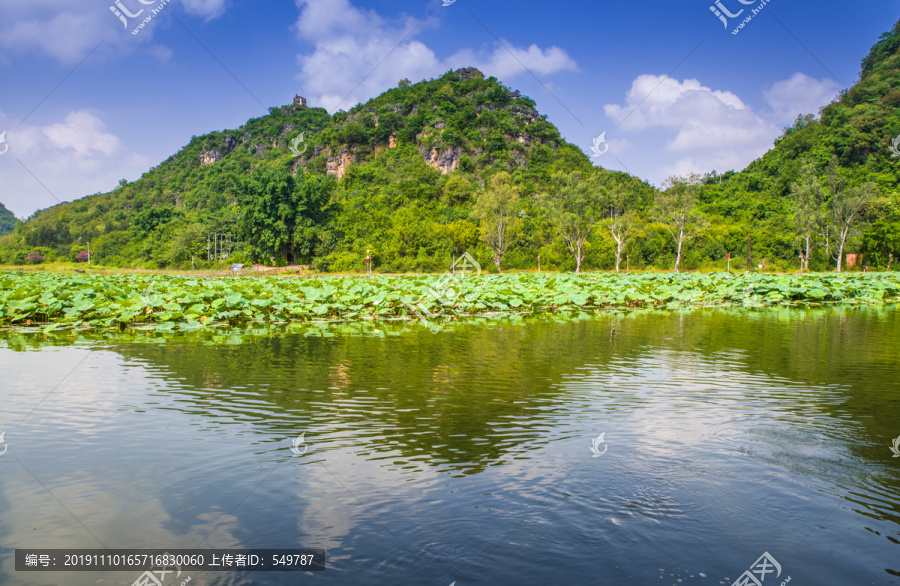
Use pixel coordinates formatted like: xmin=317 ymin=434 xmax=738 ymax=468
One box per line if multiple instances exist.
xmin=27 ymin=252 xmax=45 ymax=264
xmin=76 ymin=250 xmax=90 ymax=263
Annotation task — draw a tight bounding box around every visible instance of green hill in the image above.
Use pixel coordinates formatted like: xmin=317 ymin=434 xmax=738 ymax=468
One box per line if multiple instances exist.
xmin=697 ymin=18 xmax=900 ymax=269
xmin=0 ymin=67 xmax=652 ymax=272
xmin=0 ymin=202 xmax=17 ymax=236
xmin=2 ymin=17 xmax=899 ymax=273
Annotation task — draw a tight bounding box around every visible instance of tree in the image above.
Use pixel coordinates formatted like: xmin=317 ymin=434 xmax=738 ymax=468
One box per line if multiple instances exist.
xmin=159 ymin=223 xmax=206 ymax=267
xmin=472 ymin=172 xmax=521 ymax=272
xmin=606 ymin=210 xmax=637 ymax=273
xmin=539 ymin=171 xmax=604 ymax=273
xmin=235 ymin=168 xmax=333 ymax=263
xmin=823 ymin=156 xmax=879 ymax=272
xmin=603 ymin=177 xmax=639 ymax=273
xmin=790 ymin=159 xmax=824 ymax=272
xmin=655 ymin=174 xmax=702 ymax=272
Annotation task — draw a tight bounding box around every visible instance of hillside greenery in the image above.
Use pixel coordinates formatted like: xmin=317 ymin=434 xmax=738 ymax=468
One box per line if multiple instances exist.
xmin=1 ymin=19 xmax=899 ymax=273
xmin=0 ymin=202 xmax=18 ymax=236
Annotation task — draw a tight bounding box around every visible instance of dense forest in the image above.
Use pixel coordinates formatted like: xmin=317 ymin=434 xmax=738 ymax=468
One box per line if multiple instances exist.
xmin=1 ymin=18 xmax=898 ymax=273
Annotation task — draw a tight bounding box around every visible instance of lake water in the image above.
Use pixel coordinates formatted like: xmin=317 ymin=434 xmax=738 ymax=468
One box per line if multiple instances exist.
xmin=1 ymin=307 xmax=899 ymax=585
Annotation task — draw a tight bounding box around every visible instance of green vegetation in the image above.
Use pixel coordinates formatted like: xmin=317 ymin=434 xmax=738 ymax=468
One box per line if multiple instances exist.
xmin=0 ymin=202 xmax=18 ymax=236
xmin=1 ymin=272 xmax=898 ymax=331
xmin=701 ymin=19 xmax=900 ymax=271
xmin=472 ymin=172 xmax=523 ymax=271
xmin=0 ymin=21 xmax=898 ymax=273
xmin=655 ymin=174 xmax=703 ymax=273
xmin=235 ymin=168 xmax=334 ymax=263
xmin=539 ymin=171 xmax=606 ymax=273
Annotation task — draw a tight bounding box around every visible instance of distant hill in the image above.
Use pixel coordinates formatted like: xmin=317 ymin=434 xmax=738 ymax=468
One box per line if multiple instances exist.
xmin=0 ymin=202 xmax=18 ymax=236
xmin=0 ymin=67 xmax=650 ymax=271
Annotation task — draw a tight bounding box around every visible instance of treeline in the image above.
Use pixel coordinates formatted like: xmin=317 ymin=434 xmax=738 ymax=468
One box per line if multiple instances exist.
xmin=221 ymin=151 xmax=887 ymax=274
xmin=1 ymin=122 xmax=894 ymax=274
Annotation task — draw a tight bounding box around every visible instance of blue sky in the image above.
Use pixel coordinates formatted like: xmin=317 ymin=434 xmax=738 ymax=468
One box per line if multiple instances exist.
xmin=0 ymin=0 xmax=897 ymax=218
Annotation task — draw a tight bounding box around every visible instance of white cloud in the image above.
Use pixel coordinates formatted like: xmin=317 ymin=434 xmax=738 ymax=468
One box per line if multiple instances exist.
xmin=293 ymin=0 xmax=577 ymax=113
xmin=147 ymin=44 xmax=174 ymax=63
xmin=604 ymin=75 xmax=758 ymax=136
xmin=0 ymin=110 xmax=149 ymax=217
xmin=763 ymin=72 xmax=841 ymax=124
xmin=0 ymin=0 xmax=226 ymax=63
xmin=181 ymin=0 xmax=227 ymax=20
xmin=293 ymin=0 xmax=440 ymax=112
xmin=446 ymin=44 xmax=578 ymax=80
xmin=42 ymin=111 xmax=123 ymax=156
xmin=294 ymin=0 xmax=391 ymax=41
xmin=603 ymin=74 xmax=790 ymax=181
xmin=0 ymin=3 xmax=113 ymax=64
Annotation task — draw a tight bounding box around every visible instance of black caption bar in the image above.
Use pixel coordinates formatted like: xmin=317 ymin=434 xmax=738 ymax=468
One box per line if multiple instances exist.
xmin=15 ymin=549 xmax=325 ymax=572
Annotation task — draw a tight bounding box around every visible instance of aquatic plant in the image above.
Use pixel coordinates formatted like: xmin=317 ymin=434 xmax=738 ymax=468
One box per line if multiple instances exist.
xmin=0 ymin=271 xmax=898 ymax=332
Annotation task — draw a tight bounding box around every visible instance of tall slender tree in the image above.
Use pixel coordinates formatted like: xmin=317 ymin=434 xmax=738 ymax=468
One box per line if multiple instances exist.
xmin=538 ymin=171 xmax=604 ymax=273
xmin=655 ymin=174 xmax=702 ymax=272
xmin=823 ymin=156 xmax=878 ymax=272
xmin=790 ymin=159 xmax=824 ymax=272
xmin=472 ymin=172 xmax=522 ymax=272
xmin=602 ymin=177 xmax=639 ymax=273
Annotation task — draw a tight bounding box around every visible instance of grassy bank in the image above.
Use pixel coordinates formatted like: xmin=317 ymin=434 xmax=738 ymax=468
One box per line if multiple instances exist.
xmin=1 ymin=271 xmax=898 ymax=332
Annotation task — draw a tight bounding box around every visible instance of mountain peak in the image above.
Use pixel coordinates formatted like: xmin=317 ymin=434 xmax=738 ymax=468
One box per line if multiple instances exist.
xmin=454 ymin=67 xmax=484 ymax=81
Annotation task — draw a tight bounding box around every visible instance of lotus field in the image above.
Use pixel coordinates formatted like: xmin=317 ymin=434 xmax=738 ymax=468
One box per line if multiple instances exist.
xmin=1 ymin=271 xmax=898 ymax=331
